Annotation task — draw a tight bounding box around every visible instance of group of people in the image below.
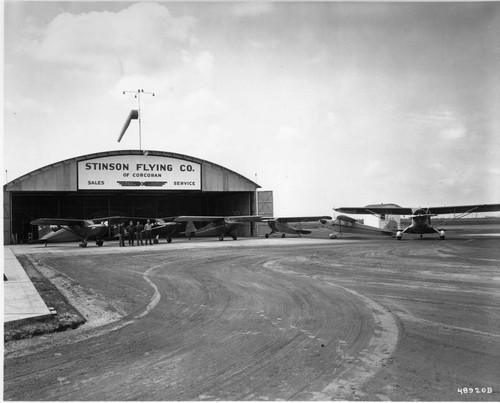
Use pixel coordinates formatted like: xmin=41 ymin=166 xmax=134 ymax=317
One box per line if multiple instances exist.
xmin=117 ymin=220 xmax=154 ymax=246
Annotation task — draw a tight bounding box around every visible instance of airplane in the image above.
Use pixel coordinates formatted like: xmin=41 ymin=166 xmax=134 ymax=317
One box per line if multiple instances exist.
xmin=320 ymin=215 xmax=398 ymax=239
xmin=334 ymin=203 xmax=500 ymax=240
xmin=174 ymin=215 xmax=262 ymax=241
xmin=31 ymin=216 xmax=179 ymax=247
xmin=262 ymin=216 xmax=332 ymax=238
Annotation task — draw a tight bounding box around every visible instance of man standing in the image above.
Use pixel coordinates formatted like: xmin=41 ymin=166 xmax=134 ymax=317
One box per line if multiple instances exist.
xmin=136 ymin=221 xmax=144 ymax=246
xmin=127 ymin=221 xmax=135 ymax=245
xmin=118 ymin=223 xmax=126 ymax=247
xmin=144 ymin=219 xmax=153 ymax=245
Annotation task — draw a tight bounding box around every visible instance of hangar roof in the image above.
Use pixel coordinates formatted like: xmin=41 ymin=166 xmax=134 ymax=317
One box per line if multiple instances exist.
xmin=4 ymin=150 xmax=260 ymax=193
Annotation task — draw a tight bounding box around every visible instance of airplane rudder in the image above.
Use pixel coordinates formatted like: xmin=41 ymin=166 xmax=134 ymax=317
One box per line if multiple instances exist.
xmin=185 ymin=221 xmax=197 ymax=234
xmin=381 ymin=215 xmax=400 ymax=231
xmin=37 ymin=225 xmax=53 ymax=239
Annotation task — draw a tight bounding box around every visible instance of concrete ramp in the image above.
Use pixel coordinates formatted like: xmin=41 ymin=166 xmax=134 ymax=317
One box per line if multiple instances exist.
xmin=3 ymin=247 xmax=52 ymax=323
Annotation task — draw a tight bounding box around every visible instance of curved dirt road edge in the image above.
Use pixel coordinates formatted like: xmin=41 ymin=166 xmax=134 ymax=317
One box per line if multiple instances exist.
xmin=314 ymin=283 xmax=399 ymax=400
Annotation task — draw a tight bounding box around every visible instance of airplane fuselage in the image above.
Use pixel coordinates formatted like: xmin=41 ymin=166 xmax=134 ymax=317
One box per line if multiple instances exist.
xmin=270 ymin=221 xmax=304 ymax=235
xmin=187 ymin=220 xmax=239 ymax=240
xmin=264 ymin=219 xmax=313 ymax=238
xmin=39 ymin=224 xmax=108 ymax=244
xmin=320 ymin=219 xmax=394 ymax=237
xmin=397 ymin=209 xmax=443 ymax=239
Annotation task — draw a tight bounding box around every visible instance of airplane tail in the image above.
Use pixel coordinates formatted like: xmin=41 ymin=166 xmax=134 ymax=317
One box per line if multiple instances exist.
xmin=180 ymin=221 xmax=197 ymax=238
xmin=380 ymin=215 xmax=400 ymax=233
xmin=36 ymin=225 xmax=54 ymax=241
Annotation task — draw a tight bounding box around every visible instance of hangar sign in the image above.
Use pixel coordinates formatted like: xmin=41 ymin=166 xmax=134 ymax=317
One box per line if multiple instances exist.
xmin=78 ymin=155 xmax=201 ymax=190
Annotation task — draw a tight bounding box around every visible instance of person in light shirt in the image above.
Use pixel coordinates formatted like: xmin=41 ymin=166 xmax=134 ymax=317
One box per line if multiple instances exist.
xmin=144 ymin=219 xmax=153 ymax=245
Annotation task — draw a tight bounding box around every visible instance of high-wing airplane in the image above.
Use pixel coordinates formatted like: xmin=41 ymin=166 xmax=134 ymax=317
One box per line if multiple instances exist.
xmin=174 ymin=215 xmax=262 ymax=241
xmin=334 ymin=203 xmax=500 ymax=240
xmin=320 ymin=215 xmax=397 ymax=239
xmin=31 ymin=216 xmax=179 ymax=247
xmin=262 ymin=216 xmax=332 ymax=238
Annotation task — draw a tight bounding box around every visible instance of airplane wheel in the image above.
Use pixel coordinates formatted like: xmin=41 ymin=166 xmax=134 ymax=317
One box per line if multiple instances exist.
xmin=79 ymin=241 xmax=87 ymax=248
xmin=265 ymin=233 xmax=269 ymax=238
xmin=232 ymin=235 xmax=237 ymax=240
xmin=154 ymin=238 xmax=159 ymax=244
xmin=281 ymin=234 xmax=286 ymax=238
xmin=329 ymin=233 xmax=337 ymax=239
xmin=167 ymin=237 xmax=172 ymax=243
xmin=219 ymin=236 xmax=224 ymax=241
xmin=96 ymin=240 xmax=104 ymax=247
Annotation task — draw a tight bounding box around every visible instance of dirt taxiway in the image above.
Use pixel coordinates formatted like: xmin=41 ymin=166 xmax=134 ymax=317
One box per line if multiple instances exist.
xmin=4 ymin=233 xmax=500 ymax=401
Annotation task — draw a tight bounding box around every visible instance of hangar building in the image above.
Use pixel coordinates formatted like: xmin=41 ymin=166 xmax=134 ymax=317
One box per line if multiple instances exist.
xmin=3 ymin=150 xmax=273 ymax=244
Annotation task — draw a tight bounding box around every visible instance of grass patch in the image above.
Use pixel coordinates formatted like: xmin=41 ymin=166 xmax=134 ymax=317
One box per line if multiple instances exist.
xmin=4 ymin=255 xmax=86 ymax=342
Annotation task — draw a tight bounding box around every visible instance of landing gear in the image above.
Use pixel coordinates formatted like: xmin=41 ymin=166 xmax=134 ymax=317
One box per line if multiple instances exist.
xmin=166 ymin=237 xmax=172 ymax=243
xmin=329 ymin=233 xmax=337 ymax=239
xmin=79 ymin=239 xmax=88 ymax=248
xmin=231 ymin=235 xmax=237 ymax=240
xmin=439 ymin=230 xmax=446 ymax=240
xmin=219 ymin=235 xmax=224 ymax=241
xmin=96 ymin=239 xmax=104 ymax=247
xmin=281 ymin=233 xmax=286 ymax=238
xmin=396 ymin=231 xmax=403 ymax=241
xmin=265 ymin=233 xmax=269 ymax=238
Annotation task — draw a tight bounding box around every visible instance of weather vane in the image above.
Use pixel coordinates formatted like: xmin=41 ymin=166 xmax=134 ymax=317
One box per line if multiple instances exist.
xmin=119 ymin=89 xmax=155 ymax=150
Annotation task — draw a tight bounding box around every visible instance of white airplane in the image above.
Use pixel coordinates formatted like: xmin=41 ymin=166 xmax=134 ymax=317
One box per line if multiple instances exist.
xmin=262 ymin=216 xmax=332 ymax=238
xmin=334 ymin=203 xmax=500 ymax=240
xmin=320 ymin=215 xmax=398 ymax=239
xmin=174 ymin=215 xmax=262 ymax=241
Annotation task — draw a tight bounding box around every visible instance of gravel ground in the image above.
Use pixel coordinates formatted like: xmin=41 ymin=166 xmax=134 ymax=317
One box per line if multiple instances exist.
xmin=4 ymin=234 xmax=500 ymax=401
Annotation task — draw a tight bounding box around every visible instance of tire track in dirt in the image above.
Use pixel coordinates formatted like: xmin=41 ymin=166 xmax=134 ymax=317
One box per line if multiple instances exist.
xmin=263 ymin=258 xmax=399 ymax=400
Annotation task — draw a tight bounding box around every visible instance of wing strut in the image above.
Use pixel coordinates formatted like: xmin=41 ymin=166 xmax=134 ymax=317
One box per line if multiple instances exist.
xmin=434 ymin=207 xmax=484 ymax=226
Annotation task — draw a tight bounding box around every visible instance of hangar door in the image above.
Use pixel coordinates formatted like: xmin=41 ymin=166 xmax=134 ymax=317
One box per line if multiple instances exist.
xmin=256 ymin=191 xmax=274 ymax=236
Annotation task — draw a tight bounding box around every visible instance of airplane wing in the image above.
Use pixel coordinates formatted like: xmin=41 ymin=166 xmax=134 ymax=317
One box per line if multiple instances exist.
xmin=30 ymin=218 xmax=93 ymax=226
xmin=425 ymin=204 xmax=500 ymax=215
xmin=174 ymin=215 xmax=262 ymax=223
xmin=264 ymin=216 xmax=332 ymax=223
xmin=335 ymin=205 xmax=413 ymax=215
xmin=174 ymin=216 xmax=223 ymax=222
xmin=105 ymin=216 xmax=178 ymax=225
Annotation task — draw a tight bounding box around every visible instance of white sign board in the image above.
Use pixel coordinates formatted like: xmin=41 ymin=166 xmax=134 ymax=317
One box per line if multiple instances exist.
xmin=78 ymin=155 xmax=201 ymax=190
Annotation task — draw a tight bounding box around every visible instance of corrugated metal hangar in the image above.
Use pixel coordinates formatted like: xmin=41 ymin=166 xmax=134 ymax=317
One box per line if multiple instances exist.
xmin=3 ymin=150 xmax=272 ymax=244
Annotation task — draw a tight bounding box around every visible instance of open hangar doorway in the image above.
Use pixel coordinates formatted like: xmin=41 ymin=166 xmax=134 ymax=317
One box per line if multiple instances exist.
xmin=7 ymin=191 xmax=256 ymax=244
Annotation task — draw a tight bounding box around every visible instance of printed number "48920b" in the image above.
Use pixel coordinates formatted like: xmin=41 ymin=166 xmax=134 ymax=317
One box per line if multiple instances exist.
xmin=457 ymin=387 xmax=492 ymax=394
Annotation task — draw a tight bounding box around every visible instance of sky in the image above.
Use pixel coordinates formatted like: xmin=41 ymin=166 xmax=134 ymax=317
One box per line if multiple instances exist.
xmin=3 ymin=1 xmax=500 ymax=219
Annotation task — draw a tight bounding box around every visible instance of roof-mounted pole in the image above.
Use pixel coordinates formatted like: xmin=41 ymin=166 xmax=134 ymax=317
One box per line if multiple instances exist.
xmin=122 ymin=89 xmax=155 ymax=150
